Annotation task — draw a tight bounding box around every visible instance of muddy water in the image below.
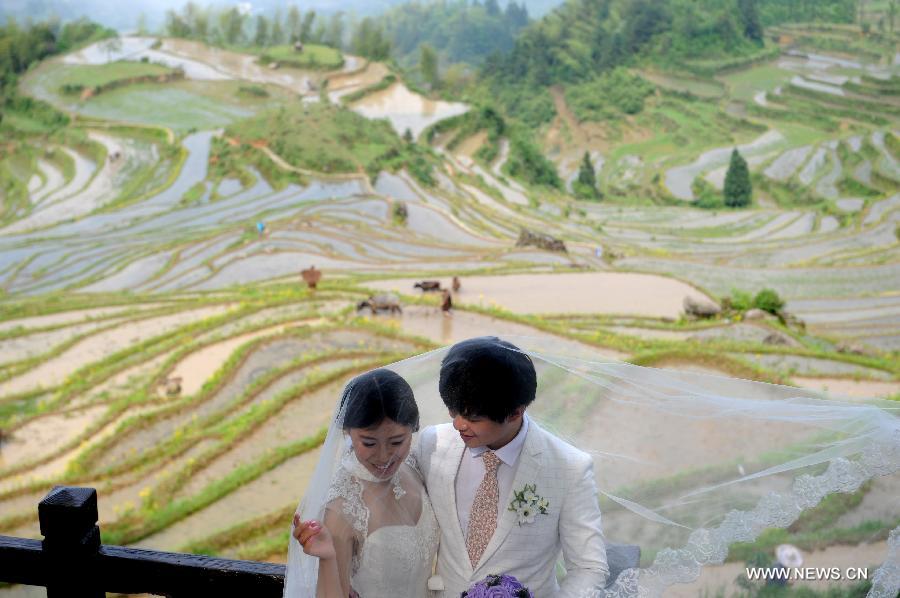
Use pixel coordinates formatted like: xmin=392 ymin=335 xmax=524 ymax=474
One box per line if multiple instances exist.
xmin=326 ymin=61 xmax=390 ymax=101
xmin=175 ymin=376 xmax=348 ymax=499
xmin=0 ymin=304 xmax=234 ymax=396
xmin=161 ymin=38 xmax=330 ymax=95
xmin=30 ymin=147 xmax=95 ymax=207
xmin=167 ymin=323 xmax=296 ymax=397
xmin=793 ymin=377 xmax=900 ymax=399
xmin=94 ymin=439 xmax=219 ymax=525
xmin=62 ymin=37 xmax=156 ymax=65
xmin=373 ymin=305 xmax=627 ymax=361
xmin=0 ymin=405 xmax=107 ymax=471
xmin=350 ymin=82 xmax=468 ymax=138
xmin=0 ymin=303 xmax=163 ymax=332
xmin=366 ymin=272 xmax=713 ymax=319
xmin=0 ymin=400 xmax=167 ymax=495
xmin=135 ymin=448 xmax=322 ymax=550
xmin=31 ymin=158 xmax=65 ymax=204
xmin=8 ymin=132 xmax=139 ymax=233
xmin=0 ymin=317 xmax=129 ymax=366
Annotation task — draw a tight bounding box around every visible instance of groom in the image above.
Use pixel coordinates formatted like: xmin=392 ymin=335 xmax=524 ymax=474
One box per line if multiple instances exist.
xmin=416 ymin=336 xmax=609 ymax=598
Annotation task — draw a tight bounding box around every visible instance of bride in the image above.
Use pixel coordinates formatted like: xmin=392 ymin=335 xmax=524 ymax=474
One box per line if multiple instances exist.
xmin=286 ymin=368 xmax=438 ymax=598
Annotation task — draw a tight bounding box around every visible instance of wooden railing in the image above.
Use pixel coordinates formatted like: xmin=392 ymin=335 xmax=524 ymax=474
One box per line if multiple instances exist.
xmin=0 ymin=486 xmax=285 ymax=597
xmin=1 ymin=485 xmax=640 ymax=596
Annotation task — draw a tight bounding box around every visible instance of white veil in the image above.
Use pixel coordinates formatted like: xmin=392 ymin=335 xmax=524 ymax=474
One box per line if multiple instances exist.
xmin=285 ymin=335 xmax=900 ymax=597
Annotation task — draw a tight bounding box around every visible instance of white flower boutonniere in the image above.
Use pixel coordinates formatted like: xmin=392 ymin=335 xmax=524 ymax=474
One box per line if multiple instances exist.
xmin=508 ymin=483 xmax=549 ymax=525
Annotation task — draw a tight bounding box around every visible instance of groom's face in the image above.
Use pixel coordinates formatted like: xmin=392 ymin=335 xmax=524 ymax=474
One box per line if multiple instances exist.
xmin=450 ymin=408 xmax=523 ymax=450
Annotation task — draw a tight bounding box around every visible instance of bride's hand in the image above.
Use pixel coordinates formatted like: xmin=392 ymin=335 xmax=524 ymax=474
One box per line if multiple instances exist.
xmin=293 ymin=514 xmax=336 ymax=561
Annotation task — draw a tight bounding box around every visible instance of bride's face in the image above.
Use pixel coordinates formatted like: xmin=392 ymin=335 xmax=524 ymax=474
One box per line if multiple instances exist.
xmin=348 ymin=418 xmax=412 ymax=479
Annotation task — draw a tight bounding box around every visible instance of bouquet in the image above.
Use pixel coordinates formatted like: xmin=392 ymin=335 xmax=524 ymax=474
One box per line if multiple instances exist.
xmin=462 ymin=574 xmax=533 ymax=598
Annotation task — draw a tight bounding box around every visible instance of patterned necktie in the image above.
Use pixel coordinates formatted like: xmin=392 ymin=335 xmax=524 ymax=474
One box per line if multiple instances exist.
xmin=466 ymin=450 xmax=501 ymax=567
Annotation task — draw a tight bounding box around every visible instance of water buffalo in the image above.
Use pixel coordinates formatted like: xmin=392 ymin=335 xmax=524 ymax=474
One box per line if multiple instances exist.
xmin=414 ymin=280 xmax=441 ymax=292
xmin=357 ymin=293 xmax=402 ymax=314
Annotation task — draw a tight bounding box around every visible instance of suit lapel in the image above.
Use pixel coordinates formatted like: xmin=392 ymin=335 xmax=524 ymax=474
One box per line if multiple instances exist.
xmin=436 ymin=425 xmax=467 ymax=556
xmin=474 ymin=424 xmax=544 ymax=571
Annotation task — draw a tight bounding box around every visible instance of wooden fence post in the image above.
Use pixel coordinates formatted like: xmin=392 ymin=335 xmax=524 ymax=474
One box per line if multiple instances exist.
xmin=39 ymin=486 xmax=104 ymax=598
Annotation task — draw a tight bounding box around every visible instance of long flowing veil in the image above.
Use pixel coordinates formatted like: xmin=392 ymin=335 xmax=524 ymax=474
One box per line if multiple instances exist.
xmin=285 ymin=335 xmax=900 ymax=597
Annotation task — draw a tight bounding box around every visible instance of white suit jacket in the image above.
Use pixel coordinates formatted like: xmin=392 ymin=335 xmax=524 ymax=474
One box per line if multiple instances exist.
xmin=416 ymin=421 xmax=608 ymax=598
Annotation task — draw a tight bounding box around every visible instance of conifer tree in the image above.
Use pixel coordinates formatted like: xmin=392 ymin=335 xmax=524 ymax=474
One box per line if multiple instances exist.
xmin=420 ymin=43 xmax=439 ymax=90
xmin=574 ymin=151 xmax=601 ymax=200
xmin=723 ymin=149 xmax=752 ymax=207
xmin=737 ymin=0 xmax=764 ymax=43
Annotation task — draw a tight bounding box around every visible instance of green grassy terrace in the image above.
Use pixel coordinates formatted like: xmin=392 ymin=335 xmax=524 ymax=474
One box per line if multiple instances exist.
xmin=55 ymin=61 xmax=177 ymax=93
xmin=258 ymin=44 xmax=344 ymax=70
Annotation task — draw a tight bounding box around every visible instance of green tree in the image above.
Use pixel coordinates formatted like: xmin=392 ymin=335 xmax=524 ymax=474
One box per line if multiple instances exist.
xmin=419 ymin=43 xmax=439 ymax=90
xmin=286 ymin=5 xmax=301 ymax=42
xmin=136 ymin=13 xmax=148 ymax=35
xmin=325 ymin=13 xmax=345 ymax=48
xmin=573 ymin=151 xmax=601 ymax=200
xmin=723 ymin=149 xmax=752 ymax=207
xmin=221 ymin=8 xmax=246 ymax=45
xmin=753 ymin=288 xmax=784 ymax=314
xmin=166 ymin=9 xmax=190 ymax=38
xmin=194 ymin=10 xmax=209 ymax=41
xmin=101 ymin=35 xmax=122 ymax=63
xmin=183 ymin=2 xmax=204 ymax=39
xmin=737 ymin=0 xmax=764 ymax=43
xmin=271 ymin=10 xmax=284 ymax=45
xmin=254 ymin=15 xmax=269 ymax=47
xmin=352 ymin=18 xmax=391 ymax=60
xmin=300 ymin=11 xmax=317 ymax=43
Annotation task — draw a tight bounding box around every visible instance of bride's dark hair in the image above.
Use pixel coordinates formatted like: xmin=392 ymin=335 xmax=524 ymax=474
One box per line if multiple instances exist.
xmin=439 ymin=336 xmax=537 ymax=423
xmin=339 ymin=368 xmax=420 ymax=431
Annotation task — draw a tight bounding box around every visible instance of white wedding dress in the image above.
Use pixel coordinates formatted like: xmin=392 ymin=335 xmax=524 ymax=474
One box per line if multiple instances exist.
xmin=326 ymin=451 xmax=440 ymax=598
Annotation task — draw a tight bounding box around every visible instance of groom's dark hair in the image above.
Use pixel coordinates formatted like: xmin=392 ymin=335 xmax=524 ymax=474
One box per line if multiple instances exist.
xmin=439 ymin=336 xmax=536 ymax=423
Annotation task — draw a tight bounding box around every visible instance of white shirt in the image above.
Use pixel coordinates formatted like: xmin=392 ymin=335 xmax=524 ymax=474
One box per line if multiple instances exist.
xmin=456 ymin=414 xmax=530 ymax=538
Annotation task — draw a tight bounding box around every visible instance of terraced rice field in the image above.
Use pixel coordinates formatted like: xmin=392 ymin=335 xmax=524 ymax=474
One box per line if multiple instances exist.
xmin=0 ymin=30 xmax=897 ymax=596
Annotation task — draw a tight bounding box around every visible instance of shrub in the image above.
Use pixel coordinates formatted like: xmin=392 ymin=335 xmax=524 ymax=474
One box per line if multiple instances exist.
xmin=753 ymin=288 xmax=784 ymax=314
xmin=565 ymin=68 xmax=655 ymax=122
xmin=730 ymin=289 xmax=754 ymax=311
xmin=505 ymin=132 xmax=560 ymax=188
xmin=237 ymin=85 xmax=269 ymax=98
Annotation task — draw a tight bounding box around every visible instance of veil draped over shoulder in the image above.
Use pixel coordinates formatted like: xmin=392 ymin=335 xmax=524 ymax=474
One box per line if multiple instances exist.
xmin=285 ymin=336 xmax=900 ymax=598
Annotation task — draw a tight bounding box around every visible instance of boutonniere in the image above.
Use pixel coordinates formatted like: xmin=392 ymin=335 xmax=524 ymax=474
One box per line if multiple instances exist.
xmin=507 ymin=483 xmax=549 ymax=525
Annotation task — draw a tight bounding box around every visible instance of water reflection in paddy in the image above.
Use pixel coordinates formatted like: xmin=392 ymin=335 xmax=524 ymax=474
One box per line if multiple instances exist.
xmin=350 ymin=82 xmax=468 ymax=138
xmin=83 ymin=251 xmax=176 ymax=292
xmin=374 ymin=172 xmax=421 ymax=202
xmin=404 ymin=204 xmax=499 ymax=247
xmin=191 ymin=252 xmax=365 ymax=290
xmin=305 ymin=198 xmax=388 ymax=221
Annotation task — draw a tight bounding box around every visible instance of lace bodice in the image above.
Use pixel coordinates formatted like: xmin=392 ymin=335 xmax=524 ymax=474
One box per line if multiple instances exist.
xmin=326 ymin=454 xmax=440 ymax=598
xmin=351 ymin=491 xmax=439 ymax=598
